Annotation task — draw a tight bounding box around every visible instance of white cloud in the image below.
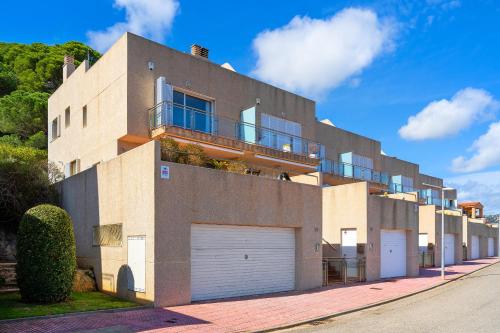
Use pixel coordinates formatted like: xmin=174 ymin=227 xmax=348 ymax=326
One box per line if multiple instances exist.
xmin=447 ymin=170 xmax=500 ymax=214
xmin=452 ymin=121 xmax=500 ymax=173
xmin=87 ymin=0 xmax=179 ymax=52
xmin=251 ymin=8 xmax=396 ymax=97
xmin=399 ymin=88 xmax=498 ymax=140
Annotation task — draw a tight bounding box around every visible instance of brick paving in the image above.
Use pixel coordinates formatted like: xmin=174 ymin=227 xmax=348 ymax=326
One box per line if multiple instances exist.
xmin=1 ymin=258 xmax=498 ymax=333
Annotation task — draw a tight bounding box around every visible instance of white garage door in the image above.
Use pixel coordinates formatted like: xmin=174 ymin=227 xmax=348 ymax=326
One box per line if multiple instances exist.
xmin=444 ymin=233 xmax=455 ymax=265
xmin=381 ymin=230 xmax=406 ymax=278
xmin=488 ymin=237 xmax=495 ymax=257
xmin=191 ymin=224 xmax=295 ymax=301
xmin=471 ymin=235 xmax=480 ymax=259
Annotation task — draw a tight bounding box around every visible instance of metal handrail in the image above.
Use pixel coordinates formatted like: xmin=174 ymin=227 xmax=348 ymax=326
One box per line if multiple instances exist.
xmin=322 ymin=257 xmax=366 ymax=286
xmin=148 ymin=101 xmax=324 ymax=159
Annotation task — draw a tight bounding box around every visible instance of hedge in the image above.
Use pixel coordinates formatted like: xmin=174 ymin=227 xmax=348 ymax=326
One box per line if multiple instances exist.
xmin=16 ymin=204 xmax=76 ymax=303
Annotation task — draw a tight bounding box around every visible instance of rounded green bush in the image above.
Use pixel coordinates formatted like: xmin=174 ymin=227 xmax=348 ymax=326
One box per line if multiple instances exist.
xmin=16 ymin=204 xmax=76 ymax=303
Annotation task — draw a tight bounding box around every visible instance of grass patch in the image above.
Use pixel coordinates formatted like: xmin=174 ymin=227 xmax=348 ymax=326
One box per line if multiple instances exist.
xmin=0 ymin=291 xmax=139 ymax=320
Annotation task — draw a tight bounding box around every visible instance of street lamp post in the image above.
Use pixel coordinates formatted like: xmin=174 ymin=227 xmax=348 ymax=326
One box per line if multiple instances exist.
xmin=422 ymin=183 xmax=454 ymax=280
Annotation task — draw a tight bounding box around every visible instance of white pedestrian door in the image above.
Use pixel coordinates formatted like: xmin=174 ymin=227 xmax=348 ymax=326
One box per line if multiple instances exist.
xmin=191 ymin=224 xmax=295 ymax=301
xmin=488 ymin=237 xmax=495 ymax=257
xmin=380 ymin=230 xmax=406 ymax=278
xmin=127 ymin=236 xmax=146 ymax=292
xmin=444 ymin=233 xmax=455 ymax=265
xmin=341 ymin=229 xmax=357 ymax=278
xmin=471 ymin=235 xmax=480 ymax=259
xmin=419 ymin=233 xmax=429 ymax=253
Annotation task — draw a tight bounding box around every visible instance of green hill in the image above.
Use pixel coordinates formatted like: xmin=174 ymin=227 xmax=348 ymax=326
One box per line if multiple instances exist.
xmin=0 ymin=41 xmax=100 ymax=242
xmin=0 ymin=41 xmax=100 ymax=149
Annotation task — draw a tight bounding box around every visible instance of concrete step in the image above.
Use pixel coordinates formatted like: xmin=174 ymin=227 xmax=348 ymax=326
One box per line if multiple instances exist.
xmin=0 ymin=262 xmax=17 ymax=287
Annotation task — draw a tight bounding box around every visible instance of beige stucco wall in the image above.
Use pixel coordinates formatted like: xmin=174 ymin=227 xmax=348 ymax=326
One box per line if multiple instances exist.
xmin=125 ymin=33 xmax=317 ymax=143
xmin=314 ymin=122 xmax=382 ymax=169
xmin=381 ymin=155 xmax=419 ymax=186
xmin=323 ymin=182 xmax=419 ymax=281
xmin=58 ymin=141 xmax=156 ymax=302
xmin=419 ymin=205 xmax=463 ymax=266
xmin=48 ymin=34 xmax=129 ymax=172
xmin=291 ymin=172 xmax=322 ymax=186
xmin=418 ymin=173 xmax=443 ymax=188
xmin=367 ymin=194 xmax=419 ymax=281
xmin=59 ymin=140 xmax=322 ymax=307
xmin=463 ymin=218 xmax=498 ymax=259
xmin=152 ymin=141 xmax=322 ymax=306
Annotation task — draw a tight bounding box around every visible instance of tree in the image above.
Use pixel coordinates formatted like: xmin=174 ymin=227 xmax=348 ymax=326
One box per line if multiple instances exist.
xmin=0 ymin=90 xmax=49 ymax=140
xmin=0 ymin=64 xmax=18 ymax=97
xmin=0 ymin=41 xmax=100 ymax=94
xmin=16 ymin=204 xmax=76 ymax=303
xmin=0 ymin=143 xmax=58 ymax=231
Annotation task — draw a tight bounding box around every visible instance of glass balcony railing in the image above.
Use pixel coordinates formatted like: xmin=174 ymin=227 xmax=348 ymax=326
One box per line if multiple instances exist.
xmin=418 ymin=193 xmax=458 ymax=209
xmin=390 ymin=183 xmax=415 ymax=194
xmin=319 ymin=159 xmax=390 ymax=185
xmin=149 ymin=101 xmax=323 ymax=160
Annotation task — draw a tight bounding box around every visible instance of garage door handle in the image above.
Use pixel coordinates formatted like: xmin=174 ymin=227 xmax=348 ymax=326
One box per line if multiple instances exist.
xmin=389 ymin=250 xmax=392 ymax=253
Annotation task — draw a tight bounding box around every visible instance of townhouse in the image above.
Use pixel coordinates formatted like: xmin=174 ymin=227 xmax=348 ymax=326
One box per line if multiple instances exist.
xmin=49 ymin=32 xmax=497 ymax=306
xmin=460 ymin=202 xmax=498 ymax=259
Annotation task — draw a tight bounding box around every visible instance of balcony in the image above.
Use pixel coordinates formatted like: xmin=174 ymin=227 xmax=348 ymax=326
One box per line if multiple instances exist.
xmin=148 ymin=101 xmax=322 ymax=173
xmin=319 ymin=158 xmax=390 ymax=187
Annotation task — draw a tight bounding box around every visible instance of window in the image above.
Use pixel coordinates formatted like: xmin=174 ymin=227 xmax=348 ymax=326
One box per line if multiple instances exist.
xmin=51 ymin=116 xmax=60 ymax=141
xmin=172 ymin=90 xmax=212 ymax=132
xmin=82 ymin=105 xmax=87 ymax=128
xmin=93 ymin=224 xmax=122 ymax=246
xmin=65 ymin=107 xmax=71 ymax=128
xmin=69 ymin=159 xmax=79 ymax=176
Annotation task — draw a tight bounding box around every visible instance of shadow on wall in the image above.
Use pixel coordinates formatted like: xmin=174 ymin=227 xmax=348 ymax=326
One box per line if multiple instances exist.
xmin=117 ymin=264 xmax=132 ymax=299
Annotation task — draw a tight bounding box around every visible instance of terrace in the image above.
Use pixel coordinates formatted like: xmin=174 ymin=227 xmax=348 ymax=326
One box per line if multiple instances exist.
xmin=149 ymin=101 xmax=323 ymax=174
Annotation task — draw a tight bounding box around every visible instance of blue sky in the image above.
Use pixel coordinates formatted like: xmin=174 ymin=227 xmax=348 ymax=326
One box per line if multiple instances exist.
xmin=2 ymin=0 xmax=500 ymax=213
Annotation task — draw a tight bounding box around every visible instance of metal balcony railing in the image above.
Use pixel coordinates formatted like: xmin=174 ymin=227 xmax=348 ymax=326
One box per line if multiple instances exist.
xmin=322 ymin=257 xmax=366 ymax=286
xmin=149 ymin=101 xmax=323 ymax=160
xmin=319 ymin=159 xmax=390 ymax=185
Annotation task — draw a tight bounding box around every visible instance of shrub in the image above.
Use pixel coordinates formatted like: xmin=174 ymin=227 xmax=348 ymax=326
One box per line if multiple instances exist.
xmin=208 ymin=159 xmax=228 ymax=170
xmin=16 ymin=204 xmax=76 ymax=303
xmin=226 ymin=159 xmax=248 ymax=174
xmin=0 ymin=143 xmax=59 ymax=231
xmin=160 ymin=137 xmax=181 ymax=162
xmin=181 ymin=144 xmax=208 ymax=167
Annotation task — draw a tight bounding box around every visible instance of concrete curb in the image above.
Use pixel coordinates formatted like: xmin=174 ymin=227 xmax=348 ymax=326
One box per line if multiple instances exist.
xmin=0 ymin=304 xmax=151 ymax=324
xmin=257 ymin=260 xmax=500 ymax=333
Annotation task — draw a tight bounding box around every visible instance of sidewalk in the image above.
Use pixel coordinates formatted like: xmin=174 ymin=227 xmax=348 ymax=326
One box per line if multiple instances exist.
xmin=1 ymin=258 xmax=498 ymax=333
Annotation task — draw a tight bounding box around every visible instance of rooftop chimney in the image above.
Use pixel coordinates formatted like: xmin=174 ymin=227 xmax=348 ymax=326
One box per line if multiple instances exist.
xmin=63 ymin=55 xmax=75 ymax=82
xmin=190 ymin=44 xmax=209 ymax=58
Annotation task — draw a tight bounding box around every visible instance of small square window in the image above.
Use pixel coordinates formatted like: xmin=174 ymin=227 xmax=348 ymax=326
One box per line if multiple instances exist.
xmin=82 ymin=105 xmax=87 ymax=128
xmin=65 ymin=107 xmax=71 ymax=128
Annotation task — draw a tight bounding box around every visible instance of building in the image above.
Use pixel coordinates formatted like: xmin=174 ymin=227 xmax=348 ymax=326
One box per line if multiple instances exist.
xmin=49 ymin=32 xmax=480 ymax=305
xmin=418 ymin=204 xmax=463 ymax=267
xmin=459 ymin=202 xmax=498 ymax=260
xmin=50 ymin=33 xmax=326 ymax=306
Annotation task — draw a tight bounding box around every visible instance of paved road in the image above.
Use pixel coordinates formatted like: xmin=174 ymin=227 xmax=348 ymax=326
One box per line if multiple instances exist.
xmin=278 ymin=262 xmax=500 ymax=333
